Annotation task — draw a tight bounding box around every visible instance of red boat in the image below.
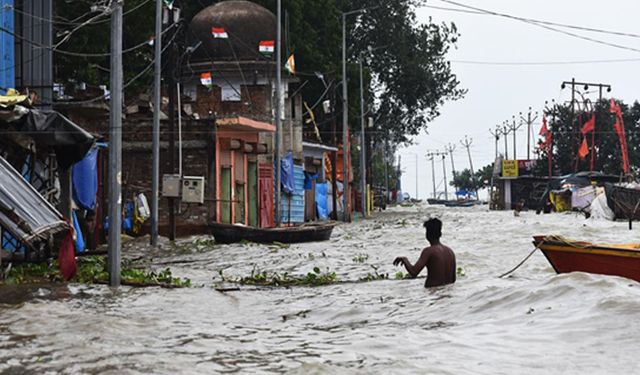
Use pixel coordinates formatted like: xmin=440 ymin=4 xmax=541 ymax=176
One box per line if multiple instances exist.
xmin=533 ymin=235 xmax=640 ymax=282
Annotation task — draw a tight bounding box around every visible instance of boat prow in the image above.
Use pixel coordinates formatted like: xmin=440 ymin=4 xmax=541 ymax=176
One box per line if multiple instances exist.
xmin=533 ymin=235 xmax=640 ymax=282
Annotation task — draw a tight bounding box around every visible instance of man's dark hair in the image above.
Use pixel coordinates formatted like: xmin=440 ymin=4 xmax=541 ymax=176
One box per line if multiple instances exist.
xmin=423 ymin=218 xmax=442 ymax=242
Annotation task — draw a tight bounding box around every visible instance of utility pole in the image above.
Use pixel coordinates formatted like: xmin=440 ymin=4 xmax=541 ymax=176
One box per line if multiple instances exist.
xmin=427 ymin=153 xmax=436 ymax=199
xmin=502 ymin=121 xmax=509 ymax=160
xmin=166 ymin=6 xmax=178 ymax=240
xmin=489 ymin=126 xmax=501 ymax=159
xmin=441 ymin=153 xmax=448 ymax=201
xmin=330 ymin=84 xmax=338 ymax=220
xmin=508 ymin=115 xmax=523 ymax=160
xmin=359 ymin=59 xmax=366 ymax=217
xmin=561 ymin=79 xmax=612 ymax=172
xmin=275 ymin=0 xmax=283 ymax=225
xmin=460 ymin=137 xmax=478 ymax=199
xmin=341 ymin=12 xmax=350 ymax=222
xmin=519 ymin=107 xmax=538 ymax=160
xmin=383 ymin=141 xmax=389 ymax=204
xmin=108 ymin=0 xmax=123 ymax=287
xmin=150 ymin=0 xmax=162 ymax=246
xmin=446 ymin=144 xmax=456 ymax=192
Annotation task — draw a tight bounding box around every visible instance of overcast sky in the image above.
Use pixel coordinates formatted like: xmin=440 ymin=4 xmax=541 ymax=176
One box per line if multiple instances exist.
xmin=399 ymin=0 xmax=640 ymax=200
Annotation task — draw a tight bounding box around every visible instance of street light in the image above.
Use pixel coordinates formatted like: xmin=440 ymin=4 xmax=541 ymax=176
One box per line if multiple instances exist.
xmin=342 ymin=6 xmax=376 ymax=222
xmin=358 ymin=45 xmax=387 ymax=218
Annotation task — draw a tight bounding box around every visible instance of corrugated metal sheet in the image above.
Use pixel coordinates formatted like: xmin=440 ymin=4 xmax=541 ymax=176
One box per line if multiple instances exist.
xmin=0 ymin=0 xmax=14 ymax=93
xmin=279 ymin=165 xmax=305 ymax=224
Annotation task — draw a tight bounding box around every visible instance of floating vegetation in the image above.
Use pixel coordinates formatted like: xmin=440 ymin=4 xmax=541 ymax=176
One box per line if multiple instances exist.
xmin=2 ymin=256 xmax=191 ymax=288
xmin=352 ymin=253 xmax=369 ymax=263
xmin=173 ymin=237 xmax=217 ymax=254
xmin=215 ymin=266 xmax=337 ymax=287
xmin=230 ymin=266 xmax=338 ymax=287
xmin=395 ymin=271 xmax=411 ymax=280
xmin=358 ymin=265 xmax=388 ymax=282
xmin=457 ymin=267 xmax=466 ymax=277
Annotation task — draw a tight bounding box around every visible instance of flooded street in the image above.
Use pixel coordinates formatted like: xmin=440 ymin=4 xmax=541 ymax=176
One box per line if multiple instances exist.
xmin=1 ymin=205 xmax=640 ymax=374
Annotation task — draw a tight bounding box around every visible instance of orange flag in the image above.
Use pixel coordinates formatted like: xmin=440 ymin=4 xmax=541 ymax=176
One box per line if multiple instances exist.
xmin=578 ymin=136 xmax=589 ymax=159
xmin=581 ymin=113 xmax=595 ymax=135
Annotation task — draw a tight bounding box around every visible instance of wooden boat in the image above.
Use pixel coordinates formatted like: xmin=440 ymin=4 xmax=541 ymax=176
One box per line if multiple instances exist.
xmin=604 ymin=184 xmax=640 ymax=221
xmin=444 ymin=200 xmax=477 ymax=207
xmin=209 ymin=221 xmax=338 ymax=244
xmin=532 ymin=235 xmax=640 ymax=282
xmin=427 ymin=198 xmax=447 ymax=205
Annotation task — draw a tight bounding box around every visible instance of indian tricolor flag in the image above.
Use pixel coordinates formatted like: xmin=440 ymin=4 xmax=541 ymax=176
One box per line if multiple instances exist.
xmin=259 ymin=40 xmax=274 ymax=55
xmin=200 ymin=72 xmax=213 ymax=87
xmin=284 ymin=54 xmax=295 ymax=75
xmin=211 ymin=27 xmax=228 ymax=39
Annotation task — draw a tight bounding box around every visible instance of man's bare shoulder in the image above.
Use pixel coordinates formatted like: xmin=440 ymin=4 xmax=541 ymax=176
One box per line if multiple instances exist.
xmin=422 ymin=244 xmax=454 ymax=255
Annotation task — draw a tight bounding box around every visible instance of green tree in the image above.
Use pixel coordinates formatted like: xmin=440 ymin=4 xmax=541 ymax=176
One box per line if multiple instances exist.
xmin=450 ymin=163 xmax=493 ymax=193
xmin=535 ymin=99 xmax=640 ymax=176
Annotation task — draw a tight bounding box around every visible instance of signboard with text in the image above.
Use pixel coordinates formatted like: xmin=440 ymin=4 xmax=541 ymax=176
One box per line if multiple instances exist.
xmin=502 ymin=160 xmax=518 ymax=178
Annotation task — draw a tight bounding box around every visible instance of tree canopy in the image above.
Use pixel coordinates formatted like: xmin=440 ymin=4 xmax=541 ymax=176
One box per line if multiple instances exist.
xmin=535 ymin=99 xmax=640 ymax=176
xmin=52 ymin=0 xmax=463 ymax=146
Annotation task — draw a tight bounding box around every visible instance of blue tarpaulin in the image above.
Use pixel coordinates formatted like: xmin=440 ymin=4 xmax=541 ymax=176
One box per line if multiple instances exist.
xmin=315 ymin=182 xmax=329 ymax=220
xmin=304 ymin=171 xmax=319 ymax=190
xmin=72 ymin=147 xmax=98 ymax=210
xmin=72 ymin=210 xmax=85 ymax=253
xmin=280 ymin=151 xmax=295 ymax=194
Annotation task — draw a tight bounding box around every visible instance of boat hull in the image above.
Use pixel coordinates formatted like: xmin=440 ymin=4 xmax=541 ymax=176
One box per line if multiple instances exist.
xmin=533 ymin=236 xmax=640 ymax=282
xmin=209 ymin=222 xmax=337 ymax=244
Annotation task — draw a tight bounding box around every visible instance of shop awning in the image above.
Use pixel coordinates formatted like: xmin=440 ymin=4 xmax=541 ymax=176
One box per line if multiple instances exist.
xmin=217 ymin=116 xmax=276 ymax=133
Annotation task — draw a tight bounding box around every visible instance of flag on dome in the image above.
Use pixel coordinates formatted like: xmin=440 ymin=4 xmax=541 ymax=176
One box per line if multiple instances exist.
xmin=211 ymin=27 xmax=228 ymax=39
xmin=200 ymin=72 xmax=213 ymax=87
xmin=259 ymin=40 xmax=275 ymax=55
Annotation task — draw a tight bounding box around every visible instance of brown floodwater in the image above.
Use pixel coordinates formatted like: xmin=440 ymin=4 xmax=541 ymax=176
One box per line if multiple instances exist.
xmin=1 ymin=205 xmax=639 ymax=374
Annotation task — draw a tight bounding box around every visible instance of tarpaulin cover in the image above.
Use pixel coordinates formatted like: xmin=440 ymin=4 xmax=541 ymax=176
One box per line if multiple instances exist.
xmin=0 ymin=156 xmax=68 ymax=246
xmin=315 ymin=182 xmax=329 ymax=220
xmin=572 ymin=186 xmax=598 ymax=210
xmin=22 ymin=110 xmax=94 ymax=169
xmin=72 ymin=210 xmax=85 ymax=253
xmin=280 ymin=151 xmax=295 ymax=194
xmin=3 ymin=108 xmax=95 ymax=169
xmin=304 ymin=171 xmax=318 ymax=190
xmin=72 ymin=147 xmax=98 ymax=210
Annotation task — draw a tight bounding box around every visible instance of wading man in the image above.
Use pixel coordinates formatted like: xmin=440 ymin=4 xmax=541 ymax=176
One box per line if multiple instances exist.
xmin=393 ymin=218 xmax=456 ymax=287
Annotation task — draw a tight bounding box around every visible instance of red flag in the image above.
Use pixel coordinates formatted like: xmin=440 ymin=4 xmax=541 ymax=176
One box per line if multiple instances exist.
xmin=581 ymin=113 xmax=595 ymax=135
xmin=609 ymin=99 xmax=630 ymax=174
xmin=58 ymin=231 xmax=77 ymax=281
xmin=578 ymin=136 xmax=589 ymax=159
xmin=539 ymin=116 xmax=553 ymax=151
xmin=539 ymin=116 xmax=549 ymax=137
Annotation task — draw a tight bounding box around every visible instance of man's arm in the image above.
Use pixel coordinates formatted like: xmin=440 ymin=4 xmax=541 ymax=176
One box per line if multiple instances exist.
xmin=393 ymin=248 xmax=430 ymax=278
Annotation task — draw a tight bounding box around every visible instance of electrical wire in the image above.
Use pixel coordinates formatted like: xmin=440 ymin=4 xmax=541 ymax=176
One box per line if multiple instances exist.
xmin=54 ymin=27 xmax=180 ymax=105
xmin=0 ymin=23 xmax=176 ymax=58
xmin=450 ymin=57 xmax=640 ymax=66
xmin=436 ymin=0 xmax=640 ymax=54
xmin=429 ymin=2 xmax=640 ymax=39
xmin=41 ymin=0 xmax=152 ymax=26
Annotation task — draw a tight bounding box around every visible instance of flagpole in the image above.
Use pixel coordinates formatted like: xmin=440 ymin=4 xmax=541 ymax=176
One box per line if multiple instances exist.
xmin=275 ymin=0 xmax=282 ymax=227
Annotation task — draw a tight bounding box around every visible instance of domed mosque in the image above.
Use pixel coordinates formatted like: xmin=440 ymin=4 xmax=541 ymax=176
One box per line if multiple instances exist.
xmin=189 ymin=0 xmax=277 ymax=62
xmin=184 ymin=1 xmax=307 ymax=228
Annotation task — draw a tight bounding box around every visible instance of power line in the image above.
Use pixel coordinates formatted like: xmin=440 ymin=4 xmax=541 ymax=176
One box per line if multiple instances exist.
xmin=0 ymin=22 xmax=176 ymax=58
xmin=7 ymin=0 xmax=152 ymax=27
xmin=436 ymin=0 xmax=640 ymax=54
xmin=54 ymin=26 xmax=180 ymax=105
xmin=429 ymin=2 xmax=640 ymax=39
xmin=450 ymin=57 xmax=640 ymax=66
